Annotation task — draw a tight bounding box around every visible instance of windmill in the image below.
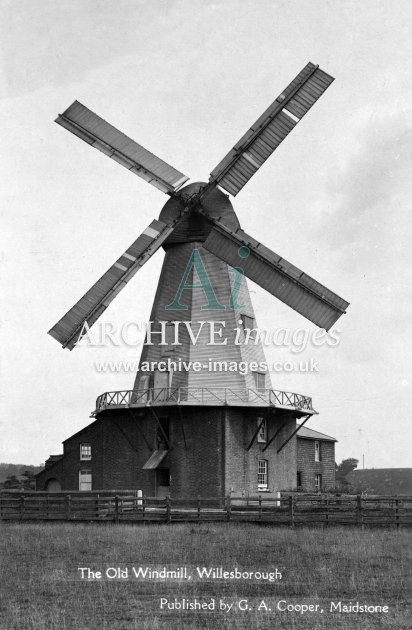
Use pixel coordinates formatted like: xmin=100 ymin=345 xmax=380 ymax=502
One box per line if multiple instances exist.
xmin=45 ymin=62 xmax=349 ymax=498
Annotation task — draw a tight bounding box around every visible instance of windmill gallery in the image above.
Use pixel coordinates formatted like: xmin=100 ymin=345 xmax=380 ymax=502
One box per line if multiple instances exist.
xmin=36 ymin=62 xmax=349 ymax=498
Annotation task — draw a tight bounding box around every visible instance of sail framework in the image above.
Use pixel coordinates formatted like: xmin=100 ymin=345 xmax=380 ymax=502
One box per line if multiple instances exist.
xmin=49 ymin=62 xmax=349 ymax=349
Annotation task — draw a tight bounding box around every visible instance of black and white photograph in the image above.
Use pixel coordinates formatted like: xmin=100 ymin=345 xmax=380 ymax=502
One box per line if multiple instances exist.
xmin=1 ymin=1 xmax=411 ymax=628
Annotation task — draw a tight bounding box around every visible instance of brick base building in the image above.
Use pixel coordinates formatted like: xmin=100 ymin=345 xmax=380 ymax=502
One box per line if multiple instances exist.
xmin=35 ymin=397 xmax=336 ymax=496
xmin=296 ymin=427 xmax=336 ymax=492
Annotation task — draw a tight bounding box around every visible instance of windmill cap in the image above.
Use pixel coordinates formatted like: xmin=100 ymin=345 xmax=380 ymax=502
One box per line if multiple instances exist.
xmin=159 ymin=182 xmax=240 ymax=246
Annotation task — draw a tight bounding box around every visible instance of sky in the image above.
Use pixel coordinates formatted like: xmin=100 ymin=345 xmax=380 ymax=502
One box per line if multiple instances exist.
xmin=1 ymin=0 xmax=411 ymax=468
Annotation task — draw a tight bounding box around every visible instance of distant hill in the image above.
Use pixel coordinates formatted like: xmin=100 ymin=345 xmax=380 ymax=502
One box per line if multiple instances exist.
xmin=347 ymin=469 xmax=412 ymax=495
xmin=0 ymin=463 xmax=43 ymax=484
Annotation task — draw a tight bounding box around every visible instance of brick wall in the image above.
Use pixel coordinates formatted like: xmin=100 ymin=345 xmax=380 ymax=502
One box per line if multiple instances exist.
xmin=36 ymin=412 xmax=158 ymax=493
xmin=169 ymin=407 xmax=224 ymax=498
xmin=36 ymin=406 xmax=309 ymax=496
xmin=36 ymin=407 xmax=225 ymax=497
xmin=224 ymin=409 xmax=298 ymax=497
xmin=296 ymin=438 xmax=335 ymax=491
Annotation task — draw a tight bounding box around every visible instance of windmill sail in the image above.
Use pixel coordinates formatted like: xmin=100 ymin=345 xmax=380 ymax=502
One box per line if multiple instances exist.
xmin=48 ymin=219 xmax=176 ymax=350
xmin=209 ymin=62 xmax=334 ymax=196
xmin=203 ymin=221 xmax=349 ymax=330
xmin=56 ymin=101 xmax=189 ymax=194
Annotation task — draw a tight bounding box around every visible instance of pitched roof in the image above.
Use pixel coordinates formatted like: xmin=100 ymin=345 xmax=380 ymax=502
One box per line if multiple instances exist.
xmin=297 ymin=426 xmax=337 ymax=442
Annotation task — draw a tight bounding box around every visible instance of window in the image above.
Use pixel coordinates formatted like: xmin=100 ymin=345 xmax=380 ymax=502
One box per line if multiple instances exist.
xmin=80 ymin=443 xmax=91 ymax=461
xmin=154 ymin=369 xmax=172 ymax=401
xmin=257 ymin=417 xmax=267 ymax=443
xmin=253 ymin=372 xmax=266 ymax=392
xmin=240 ymin=314 xmax=255 ymax=330
xmin=240 ymin=314 xmax=257 ymax=342
xmin=160 ymin=322 xmax=175 ymax=357
xmin=315 ymin=474 xmax=322 ymax=491
xmin=314 ymin=441 xmax=321 ymax=462
xmin=258 ymin=459 xmax=268 ymax=490
xmin=297 ymin=471 xmax=302 ymax=488
xmin=79 ymin=469 xmax=92 ymax=491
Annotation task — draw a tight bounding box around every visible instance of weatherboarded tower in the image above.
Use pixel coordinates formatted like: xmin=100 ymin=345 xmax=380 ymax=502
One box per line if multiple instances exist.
xmin=38 ymin=62 xmax=348 ymax=496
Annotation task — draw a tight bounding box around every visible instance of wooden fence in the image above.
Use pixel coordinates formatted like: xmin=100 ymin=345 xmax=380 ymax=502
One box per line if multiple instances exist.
xmin=1 ymin=492 xmax=411 ymax=527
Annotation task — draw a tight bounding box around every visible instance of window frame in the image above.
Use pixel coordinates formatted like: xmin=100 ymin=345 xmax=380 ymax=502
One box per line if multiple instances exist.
xmin=240 ymin=314 xmax=255 ymax=330
xmin=258 ymin=459 xmax=268 ymax=491
xmin=297 ymin=471 xmax=302 ymax=488
xmin=79 ymin=469 xmax=92 ymax=491
xmin=315 ymin=473 xmax=322 ymax=491
xmin=253 ymin=371 xmax=266 ymax=392
xmin=314 ymin=440 xmax=321 ymax=462
xmin=240 ymin=314 xmax=257 ymax=342
xmin=80 ymin=443 xmax=92 ymax=461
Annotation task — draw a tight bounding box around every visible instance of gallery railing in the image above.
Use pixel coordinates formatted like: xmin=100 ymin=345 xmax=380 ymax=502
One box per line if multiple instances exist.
xmin=94 ymin=387 xmax=314 ymax=413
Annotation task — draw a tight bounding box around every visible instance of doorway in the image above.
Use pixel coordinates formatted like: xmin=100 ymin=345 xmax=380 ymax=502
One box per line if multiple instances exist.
xmin=45 ymin=478 xmax=61 ymax=492
xmin=156 ymin=468 xmax=170 ymax=498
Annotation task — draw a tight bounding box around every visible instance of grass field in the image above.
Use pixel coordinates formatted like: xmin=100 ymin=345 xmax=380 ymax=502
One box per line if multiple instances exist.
xmin=0 ymin=521 xmax=410 ymax=629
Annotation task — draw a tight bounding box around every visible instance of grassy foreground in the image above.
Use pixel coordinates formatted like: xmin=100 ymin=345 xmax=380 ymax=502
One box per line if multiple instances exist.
xmin=0 ymin=521 xmax=410 ymax=629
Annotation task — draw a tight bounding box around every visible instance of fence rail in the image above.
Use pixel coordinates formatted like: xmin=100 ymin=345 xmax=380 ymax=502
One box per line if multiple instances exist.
xmin=1 ymin=492 xmax=411 ymax=527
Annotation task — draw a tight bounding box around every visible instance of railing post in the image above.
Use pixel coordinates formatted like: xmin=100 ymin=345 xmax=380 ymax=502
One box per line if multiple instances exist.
xmin=166 ymin=496 xmax=171 ymax=524
xmin=325 ymin=496 xmax=329 ymax=527
xmin=197 ymin=497 xmax=201 ymax=521
xmin=66 ymin=494 xmax=71 ymax=521
xmin=288 ymin=495 xmax=294 ymax=527
xmin=114 ymin=495 xmax=119 ymax=524
xmin=226 ymin=495 xmax=231 ymax=521
xmin=259 ymin=494 xmax=262 ymax=520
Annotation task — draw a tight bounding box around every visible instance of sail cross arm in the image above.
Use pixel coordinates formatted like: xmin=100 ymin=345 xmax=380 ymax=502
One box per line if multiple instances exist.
xmin=48 ymin=219 xmax=175 ymax=350
xmin=209 ymin=62 xmax=334 ymax=196
xmin=56 ymin=101 xmax=189 ymax=194
xmin=203 ymin=221 xmax=349 ymax=331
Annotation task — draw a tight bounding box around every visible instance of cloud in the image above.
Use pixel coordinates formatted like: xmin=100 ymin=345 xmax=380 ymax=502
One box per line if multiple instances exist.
xmin=323 ymin=112 xmax=412 ymax=251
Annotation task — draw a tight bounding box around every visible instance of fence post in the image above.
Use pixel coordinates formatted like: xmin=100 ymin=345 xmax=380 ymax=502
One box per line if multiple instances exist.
xmin=356 ymin=494 xmax=363 ymax=528
xmin=166 ymin=496 xmax=171 ymax=524
xmin=114 ymin=495 xmax=119 ymax=524
xmin=325 ymin=496 xmax=329 ymax=528
xmin=259 ymin=494 xmax=262 ymax=520
xmin=226 ymin=495 xmax=231 ymax=521
xmin=395 ymin=497 xmax=400 ymax=530
xmin=197 ymin=497 xmax=200 ymax=521
xmin=288 ymin=495 xmax=294 ymax=527
xmin=66 ymin=495 xmax=71 ymax=521
xmin=20 ymin=495 xmax=25 ymax=521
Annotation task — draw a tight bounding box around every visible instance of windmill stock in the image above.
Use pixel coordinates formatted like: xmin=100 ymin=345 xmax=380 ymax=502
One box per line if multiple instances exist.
xmin=48 ymin=61 xmax=349 ymax=352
